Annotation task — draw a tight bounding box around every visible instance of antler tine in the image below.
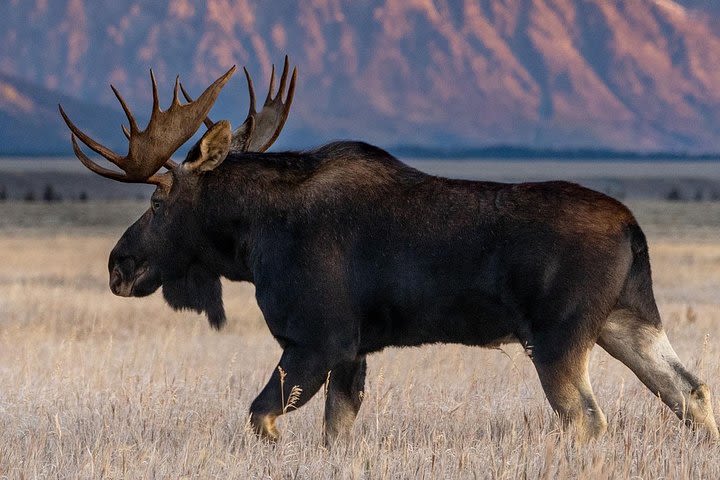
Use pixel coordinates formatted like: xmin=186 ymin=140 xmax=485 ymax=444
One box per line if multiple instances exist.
xmin=59 ymin=104 xmax=125 ymax=164
xmin=121 ymin=125 xmax=131 ymax=140
xmin=243 ymin=66 xmax=257 ymax=115
xmin=70 ymin=134 xmax=132 ymax=182
xmin=179 ymin=82 xmax=192 ymax=103
xmin=276 ymin=55 xmax=290 ymax=102
xmin=180 ymin=82 xmax=215 ymax=128
xmin=111 ymin=85 xmax=139 ymax=133
xmin=264 ymin=64 xmax=276 ymax=105
xmin=149 ymin=69 xmax=160 ymax=119
xmin=172 ymin=75 xmax=181 ymax=107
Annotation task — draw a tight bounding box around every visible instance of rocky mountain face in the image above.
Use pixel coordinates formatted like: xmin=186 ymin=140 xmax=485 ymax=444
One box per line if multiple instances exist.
xmin=1 ymin=0 xmax=720 ymax=154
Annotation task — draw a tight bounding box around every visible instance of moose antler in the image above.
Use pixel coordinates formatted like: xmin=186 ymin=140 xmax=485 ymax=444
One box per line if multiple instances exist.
xmin=59 ymin=66 xmax=236 ymax=184
xmin=181 ymin=56 xmax=296 ymax=153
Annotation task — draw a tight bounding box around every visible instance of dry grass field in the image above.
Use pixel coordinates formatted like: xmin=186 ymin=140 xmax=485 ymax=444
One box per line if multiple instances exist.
xmin=1 ymin=200 xmax=720 ymax=478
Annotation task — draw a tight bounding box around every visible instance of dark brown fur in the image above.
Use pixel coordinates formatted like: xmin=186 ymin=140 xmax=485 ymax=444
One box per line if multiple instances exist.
xmin=106 ymin=140 xmax=718 ymax=442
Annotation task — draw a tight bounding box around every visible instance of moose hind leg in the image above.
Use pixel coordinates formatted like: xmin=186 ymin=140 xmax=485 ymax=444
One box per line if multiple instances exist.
xmin=598 ymin=309 xmax=719 ymax=439
xmin=533 ymin=347 xmax=608 ymax=441
xmin=249 ymin=346 xmax=335 ymax=441
xmin=324 ymin=357 xmax=367 ymax=445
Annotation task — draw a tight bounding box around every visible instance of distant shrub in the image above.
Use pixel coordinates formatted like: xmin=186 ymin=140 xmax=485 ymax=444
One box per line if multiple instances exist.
xmin=78 ymin=191 xmax=88 ymax=202
xmin=24 ymin=190 xmax=36 ymax=202
xmin=42 ymin=184 xmax=61 ymax=202
xmin=666 ymin=188 xmax=682 ymax=201
xmin=0 ymin=185 xmax=6 ymax=201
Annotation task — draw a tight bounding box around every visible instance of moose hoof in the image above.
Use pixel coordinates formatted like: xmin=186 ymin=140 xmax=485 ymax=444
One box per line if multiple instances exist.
xmin=687 ymin=384 xmax=719 ymax=441
xmin=250 ymin=413 xmax=280 ymax=442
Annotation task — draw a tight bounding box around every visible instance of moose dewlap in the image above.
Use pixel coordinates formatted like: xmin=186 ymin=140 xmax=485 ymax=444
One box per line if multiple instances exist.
xmin=59 ymin=57 xmax=719 ymax=444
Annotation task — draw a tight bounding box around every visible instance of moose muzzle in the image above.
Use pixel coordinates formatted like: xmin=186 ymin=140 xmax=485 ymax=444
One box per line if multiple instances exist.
xmin=109 ymin=256 xmax=158 ymax=297
xmin=110 ymin=257 xmax=139 ymax=297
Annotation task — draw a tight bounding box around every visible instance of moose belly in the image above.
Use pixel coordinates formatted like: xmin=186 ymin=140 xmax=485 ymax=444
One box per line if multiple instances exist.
xmin=352 ymin=240 xmax=528 ymax=353
xmin=357 ymin=286 xmax=521 ymax=354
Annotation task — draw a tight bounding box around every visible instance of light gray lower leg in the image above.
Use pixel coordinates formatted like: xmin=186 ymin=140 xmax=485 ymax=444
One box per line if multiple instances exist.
xmin=599 ymin=309 xmax=718 ymax=438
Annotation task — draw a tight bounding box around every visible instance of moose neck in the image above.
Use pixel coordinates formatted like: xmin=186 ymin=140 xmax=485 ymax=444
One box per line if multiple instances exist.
xmin=194 ymin=151 xmax=318 ymax=283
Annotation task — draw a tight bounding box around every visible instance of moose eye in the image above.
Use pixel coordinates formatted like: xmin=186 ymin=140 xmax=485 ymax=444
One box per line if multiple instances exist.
xmin=151 ymin=199 xmax=162 ymax=212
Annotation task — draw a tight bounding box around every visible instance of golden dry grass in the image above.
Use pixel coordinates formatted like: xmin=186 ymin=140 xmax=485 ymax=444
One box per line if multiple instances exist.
xmin=1 ymin=201 xmax=720 ymax=479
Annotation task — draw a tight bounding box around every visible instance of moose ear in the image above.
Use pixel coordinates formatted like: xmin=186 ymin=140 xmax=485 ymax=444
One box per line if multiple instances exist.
xmin=183 ymin=120 xmax=232 ymax=173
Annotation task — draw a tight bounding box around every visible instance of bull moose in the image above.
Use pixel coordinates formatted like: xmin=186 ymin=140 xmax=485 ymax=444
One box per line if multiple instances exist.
xmin=59 ymin=57 xmax=718 ymax=443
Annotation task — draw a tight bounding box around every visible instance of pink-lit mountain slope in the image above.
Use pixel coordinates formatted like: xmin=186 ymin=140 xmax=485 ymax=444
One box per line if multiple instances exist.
xmin=2 ymin=0 xmax=720 ymax=153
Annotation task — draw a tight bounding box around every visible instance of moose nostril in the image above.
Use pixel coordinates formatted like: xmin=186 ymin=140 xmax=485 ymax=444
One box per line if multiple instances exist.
xmin=110 ymin=267 xmax=124 ymax=292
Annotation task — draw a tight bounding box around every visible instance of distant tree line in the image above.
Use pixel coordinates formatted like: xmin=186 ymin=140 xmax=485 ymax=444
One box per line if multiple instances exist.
xmin=0 ymin=181 xmax=718 ymax=203
xmin=0 ymin=184 xmax=88 ymax=202
xmin=391 ymin=145 xmax=720 ymax=160
xmin=665 ymin=187 xmax=720 ymax=202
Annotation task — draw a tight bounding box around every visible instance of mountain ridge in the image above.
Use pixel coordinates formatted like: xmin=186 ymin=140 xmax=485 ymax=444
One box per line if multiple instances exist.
xmin=2 ymin=0 xmax=720 ymax=154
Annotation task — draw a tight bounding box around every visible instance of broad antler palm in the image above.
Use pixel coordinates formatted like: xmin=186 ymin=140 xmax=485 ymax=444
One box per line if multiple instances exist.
xmin=59 ymin=66 xmax=236 ymax=184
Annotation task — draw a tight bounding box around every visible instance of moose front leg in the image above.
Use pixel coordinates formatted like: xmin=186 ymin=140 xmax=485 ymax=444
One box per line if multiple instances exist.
xmin=249 ymin=346 xmax=334 ymax=441
xmin=324 ymin=357 xmax=367 ymax=444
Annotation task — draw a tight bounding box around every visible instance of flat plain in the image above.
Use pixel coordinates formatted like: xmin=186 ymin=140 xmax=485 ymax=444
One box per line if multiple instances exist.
xmin=1 ymin=199 xmax=720 ymax=479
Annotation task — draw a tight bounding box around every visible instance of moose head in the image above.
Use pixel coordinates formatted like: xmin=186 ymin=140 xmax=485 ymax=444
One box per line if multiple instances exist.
xmin=59 ymin=58 xmax=297 ymax=328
